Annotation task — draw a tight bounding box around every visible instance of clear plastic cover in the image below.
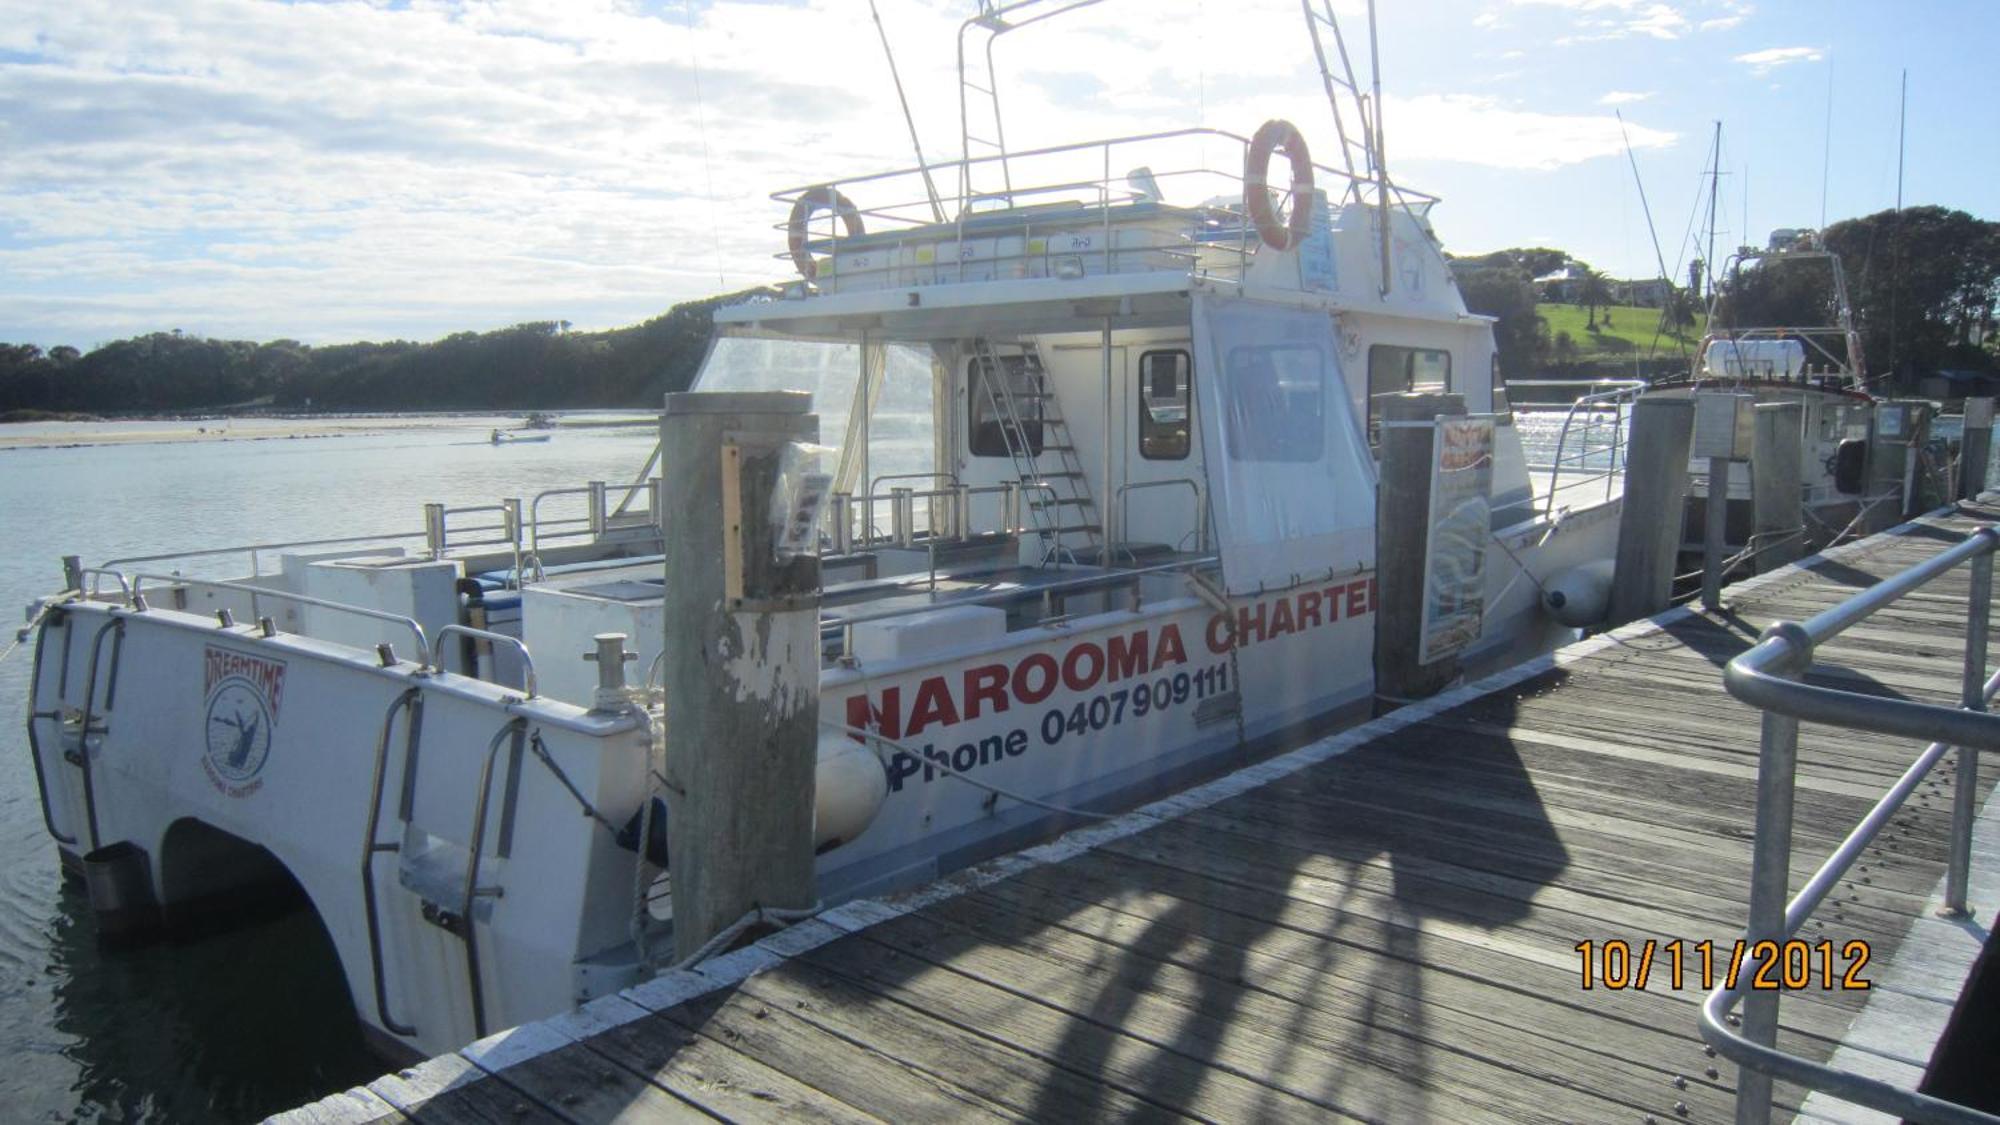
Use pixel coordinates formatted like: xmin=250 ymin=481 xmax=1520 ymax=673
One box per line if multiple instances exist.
xmin=771 ymin=442 xmax=834 ymax=561
xmin=1191 ymin=295 xmax=1377 ymax=594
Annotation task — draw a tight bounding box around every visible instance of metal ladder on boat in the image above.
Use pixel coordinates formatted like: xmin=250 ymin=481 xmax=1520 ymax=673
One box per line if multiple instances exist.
xmin=971 ymin=337 xmax=1104 ymax=564
xmin=360 ymin=693 xmax=519 ymax=1040
xmin=1300 ymin=0 xmax=1377 ymax=195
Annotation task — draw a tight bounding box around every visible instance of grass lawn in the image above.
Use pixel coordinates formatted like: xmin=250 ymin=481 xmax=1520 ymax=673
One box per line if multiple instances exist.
xmin=1537 ymin=302 xmax=1706 ymax=360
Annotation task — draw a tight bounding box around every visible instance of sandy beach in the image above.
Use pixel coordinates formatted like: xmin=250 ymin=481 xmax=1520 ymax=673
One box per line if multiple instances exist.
xmin=0 ymin=412 xmax=654 ymax=451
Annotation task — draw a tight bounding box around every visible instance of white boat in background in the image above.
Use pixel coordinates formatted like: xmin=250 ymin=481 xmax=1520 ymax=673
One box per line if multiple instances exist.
xmin=1648 ymin=227 xmax=1900 ymax=562
xmin=490 ymin=429 xmax=552 ymax=445
xmin=20 ymin=1 xmax=1634 ymax=1061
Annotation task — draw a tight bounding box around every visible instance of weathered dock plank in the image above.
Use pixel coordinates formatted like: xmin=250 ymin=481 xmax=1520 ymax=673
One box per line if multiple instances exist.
xmin=284 ymin=505 xmax=2000 ymax=1124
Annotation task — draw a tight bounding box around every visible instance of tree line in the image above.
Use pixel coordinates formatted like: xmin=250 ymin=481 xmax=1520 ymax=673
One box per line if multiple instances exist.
xmin=0 ymin=288 xmax=772 ymax=417
xmin=3 ymin=205 xmax=1994 ymax=418
xmin=1452 ymin=205 xmax=1999 ymax=389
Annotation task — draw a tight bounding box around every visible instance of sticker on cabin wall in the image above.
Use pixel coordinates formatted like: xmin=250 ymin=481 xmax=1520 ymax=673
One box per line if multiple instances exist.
xmin=1299 ymin=190 xmax=1338 ymax=293
xmin=201 ymin=646 xmax=286 ymax=797
xmin=1395 ymin=235 xmax=1426 ymax=296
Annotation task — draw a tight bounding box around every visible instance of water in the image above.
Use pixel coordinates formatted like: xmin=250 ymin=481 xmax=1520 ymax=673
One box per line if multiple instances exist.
xmin=0 ymin=415 xmax=660 ymax=1122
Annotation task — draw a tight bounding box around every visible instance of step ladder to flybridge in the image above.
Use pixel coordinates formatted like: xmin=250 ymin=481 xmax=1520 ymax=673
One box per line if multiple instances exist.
xmin=970 ymin=337 xmax=1104 ymax=565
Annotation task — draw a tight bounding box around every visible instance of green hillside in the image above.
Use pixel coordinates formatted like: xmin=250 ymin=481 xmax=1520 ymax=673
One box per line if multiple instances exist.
xmin=1537 ymin=302 xmax=1706 ymax=361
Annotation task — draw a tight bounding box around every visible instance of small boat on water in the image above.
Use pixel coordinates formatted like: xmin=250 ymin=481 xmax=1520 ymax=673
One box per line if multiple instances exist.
xmin=490 ymin=428 xmax=551 ymax=445
xmin=20 ymin=1 xmax=1639 ymax=1062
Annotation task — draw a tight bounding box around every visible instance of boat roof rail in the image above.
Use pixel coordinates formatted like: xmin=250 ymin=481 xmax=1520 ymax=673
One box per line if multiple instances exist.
xmin=768 ymin=126 xmax=1437 ymax=225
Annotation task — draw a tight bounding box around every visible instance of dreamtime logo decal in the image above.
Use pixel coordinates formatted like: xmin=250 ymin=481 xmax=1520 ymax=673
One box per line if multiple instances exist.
xmin=201 ymin=646 xmax=286 ymax=798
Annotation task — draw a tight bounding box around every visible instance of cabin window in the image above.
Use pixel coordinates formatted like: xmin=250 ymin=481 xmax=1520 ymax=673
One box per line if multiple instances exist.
xmin=1366 ymin=343 xmax=1453 ymax=440
xmin=1138 ymin=350 xmax=1192 ymax=460
xmin=967 ymin=354 xmax=1044 ymax=458
xmin=1222 ymin=344 xmax=1324 ymax=462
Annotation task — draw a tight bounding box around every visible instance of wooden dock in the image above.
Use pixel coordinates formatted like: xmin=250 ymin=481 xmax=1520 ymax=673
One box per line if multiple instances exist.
xmin=288 ymin=506 xmax=2000 ymax=1124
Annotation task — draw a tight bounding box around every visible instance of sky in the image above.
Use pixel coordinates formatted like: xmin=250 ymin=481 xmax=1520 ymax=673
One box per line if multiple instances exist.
xmin=0 ymin=0 xmax=1993 ymax=350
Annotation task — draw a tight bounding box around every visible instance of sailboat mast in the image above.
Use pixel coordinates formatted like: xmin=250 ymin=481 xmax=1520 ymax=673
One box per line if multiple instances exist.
xmin=1705 ymin=121 xmax=1722 ymax=275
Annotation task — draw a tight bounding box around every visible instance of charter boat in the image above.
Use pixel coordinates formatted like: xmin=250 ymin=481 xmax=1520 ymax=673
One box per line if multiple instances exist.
xmin=19 ymin=1 xmax=1631 ymax=1062
xmin=1647 ymin=227 xmax=1891 ymax=563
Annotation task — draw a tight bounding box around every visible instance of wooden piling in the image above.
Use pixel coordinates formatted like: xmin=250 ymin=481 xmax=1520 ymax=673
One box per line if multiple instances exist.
xmin=1608 ymin=398 xmax=1695 ymax=625
xmin=660 ymin=391 xmax=822 ymax=963
xmin=1751 ymin=402 xmax=1804 ymax=573
xmin=1374 ymin=393 xmax=1465 ymax=712
xmin=1960 ymin=398 xmax=1993 ymax=501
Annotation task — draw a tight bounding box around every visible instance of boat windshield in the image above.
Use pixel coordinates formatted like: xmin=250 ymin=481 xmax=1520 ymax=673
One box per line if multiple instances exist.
xmin=693 ymin=335 xmax=936 ymax=493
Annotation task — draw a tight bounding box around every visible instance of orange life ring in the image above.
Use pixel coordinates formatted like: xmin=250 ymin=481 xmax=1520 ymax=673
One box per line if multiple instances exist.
xmin=1243 ymin=119 xmax=1315 ymax=251
xmin=787 ymin=187 xmax=865 ymax=281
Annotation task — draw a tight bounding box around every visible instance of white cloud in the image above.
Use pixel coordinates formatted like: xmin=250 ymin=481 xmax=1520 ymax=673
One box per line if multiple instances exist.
xmin=1733 ymin=45 xmax=1823 ymax=74
xmin=0 ymin=0 xmax=1679 ymax=346
xmin=1386 ymin=94 xmax=1675 ymax=171
xmin=1598 ymin=90 xmax=1655 ymax=105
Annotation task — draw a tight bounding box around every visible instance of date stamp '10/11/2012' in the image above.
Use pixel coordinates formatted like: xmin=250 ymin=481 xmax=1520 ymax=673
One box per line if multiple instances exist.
xmin=1575 ymin=938 xmax=1872 ymax=991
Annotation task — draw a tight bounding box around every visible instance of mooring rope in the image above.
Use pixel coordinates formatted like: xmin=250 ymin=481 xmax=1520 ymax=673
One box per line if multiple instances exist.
xmin=1 ymin=591 xmax=79 ymax=668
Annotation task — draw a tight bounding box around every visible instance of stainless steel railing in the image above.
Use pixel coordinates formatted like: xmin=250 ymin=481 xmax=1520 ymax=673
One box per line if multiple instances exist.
xmin=431 ymin=625 xmax=537 ymax=698
xmin=127 ymin=572 xmax=432 ymax=667
xmin=1518 ymin=379 xmax=1643 ymax=519
xmin=1706 ymin=522 xmax=2000 ymax=1125
xmin=771 ymin=126 xmax=1442 ymax=295
xmin=1114 ymin=477 xmax=1206 ymax=553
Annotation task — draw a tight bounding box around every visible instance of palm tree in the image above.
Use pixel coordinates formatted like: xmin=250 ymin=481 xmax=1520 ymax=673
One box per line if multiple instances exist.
xmin=1577 ymin=267 xmax=1613 ymax=332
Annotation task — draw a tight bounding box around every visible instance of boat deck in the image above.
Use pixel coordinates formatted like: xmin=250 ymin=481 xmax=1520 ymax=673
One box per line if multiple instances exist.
xmin=287 ymin=505 xmax=2000 ymax=1125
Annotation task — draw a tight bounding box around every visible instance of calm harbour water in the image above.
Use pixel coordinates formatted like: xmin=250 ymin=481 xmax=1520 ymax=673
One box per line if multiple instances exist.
xmin=0 ymin=416 xmax=659 ymax=1122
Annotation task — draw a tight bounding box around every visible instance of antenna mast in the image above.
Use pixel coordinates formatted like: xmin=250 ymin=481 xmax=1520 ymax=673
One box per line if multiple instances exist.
xmin=870 ymin=0 xmax=945 ymax=222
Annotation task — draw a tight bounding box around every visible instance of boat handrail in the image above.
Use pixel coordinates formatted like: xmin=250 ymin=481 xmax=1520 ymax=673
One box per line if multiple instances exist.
xmin=428 ymin=501 xmax=521 ymax=553
xmin=1536 ymin=381 xmax=1643 ymax=518
xmin=827 ymin=554 xmax=1219 ymax=637
xmin=101 ymin=529 xmax=430 ymax=577
xmin=1113 ymin=477 xmax=1206 ymax=552
xmin=78 ymin=568 xmax=133 ymax=602
xmin=771 ymin=126 xmax=1438 ymax=216
xmin=126 ymin=572 xmax=432 ymax=668
xmin=431 ymin=625 xmax=537 ymax=699
xmin=1705 ymin=523 xmax=2000 ymax=1125
xmin=527 ymin=484 xmax=602 ymax=555
xmin=840 ymin=482 xmax=1041 ymax=552
xmin=764 ymin=125 xmax=1439 ymax=293
xmin=870 ymin=471 xmax=960 ymax=494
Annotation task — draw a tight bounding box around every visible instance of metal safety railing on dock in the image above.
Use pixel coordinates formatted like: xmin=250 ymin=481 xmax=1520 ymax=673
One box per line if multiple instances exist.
xmin=1706 ymin=522 xmax=2000 ymax=1125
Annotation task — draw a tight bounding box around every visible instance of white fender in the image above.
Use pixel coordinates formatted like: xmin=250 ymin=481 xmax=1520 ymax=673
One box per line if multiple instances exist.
xmin=814 ymin=734 xmax=888 ymax=852
xmin=1541 ymin=559 xmax=1616 ymax=627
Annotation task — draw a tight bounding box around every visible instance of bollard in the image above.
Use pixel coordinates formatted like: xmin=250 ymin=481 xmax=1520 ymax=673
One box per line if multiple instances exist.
xmin=1373 ymin=393 xmax=1466 ymax=712
xmin=660 ymin=391 xmax=821 ymax=963
xmin=1609 ymin=399 xmax=1696 ymax=625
